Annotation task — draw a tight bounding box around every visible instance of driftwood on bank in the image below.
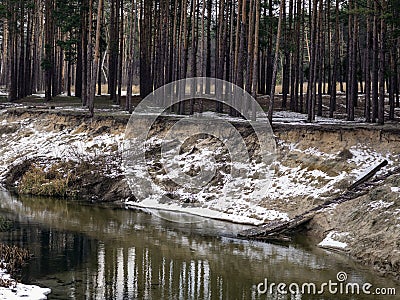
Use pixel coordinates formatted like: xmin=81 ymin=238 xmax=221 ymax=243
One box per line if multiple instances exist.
xmin=238 ymin=160 xmax=394 ymax=241
xmin=347 ymin=160 xmax=388 ymax=190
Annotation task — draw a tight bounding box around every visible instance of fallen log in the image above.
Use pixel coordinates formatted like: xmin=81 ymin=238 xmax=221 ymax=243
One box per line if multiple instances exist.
xmin=347 ymin=160 xmax=388 ymax=190
xmin=238 ymin=160 xmax=391 ymax=240
xmin=238 ymin=213 xmax=315 ymax=239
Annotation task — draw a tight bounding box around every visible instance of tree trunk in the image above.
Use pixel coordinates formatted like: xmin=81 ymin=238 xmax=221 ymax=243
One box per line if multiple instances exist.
xmin=251 ymin=0 xmax=261 ymax=120
xmin=216 ymin=0 xmax=226 ymax=113
xmin=116 ymin=0 xmax=124 ymax=105
xmin=330 ymin=0 xmax=339 ymax=118
xmin=307 ymin=0 xmax=318 ymax=122
xmin=317 ymin=0 xmax=323 ymax=117
xmin=190 ymin=0 xmax=198 ymax=115
xmin=236 ymin=0 xmax=246 ymax=91
xmin=81 ymin=0 xmax=88 ymax=106
xmin=76 ymin=30 xmax=83 ymax=98
xmin=140 ymin=0 xmax=153 ymax=98
xmin=88 ymin=0 xmax=103 ymax=117
xmin=126 ymin=0 xmax=137 ymax=113
xmin=388 ymin=24 xmax=395 ymax=120
xmin=178 ymin=0 xmax=189 ymax=114
xmin=365 ymin=0 xmax=371 ymax=122
xmin=371 ymin=0 xmax=379 ymax=122
xmin=205 ymin=0 xmax=212 ymax=94
xmin=44 ymin=0 xmax=53 ymax=101
xmin=378 ymin=0 xmax=386 ymax=125
xmin=267 ymin=0 xmax=284 ymax=123
xmin=8 ymin=1 xmax=17 ymax=102
xmin=245 ymin=0 xmax=255 ymax=95
xmin=347 ymin=0 xmax=355 ymax=121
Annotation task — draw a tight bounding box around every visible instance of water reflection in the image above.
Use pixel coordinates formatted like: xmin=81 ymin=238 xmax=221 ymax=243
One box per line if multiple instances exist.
xmin=0 ymin=190 xmax=398 ymax=299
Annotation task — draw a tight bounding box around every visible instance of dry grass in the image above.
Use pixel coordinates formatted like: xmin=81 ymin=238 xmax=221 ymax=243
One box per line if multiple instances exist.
xmin=18 ymin=163 xmax=74 ymax=197
xmin=0 ymin=243 xmax=31 ymax=282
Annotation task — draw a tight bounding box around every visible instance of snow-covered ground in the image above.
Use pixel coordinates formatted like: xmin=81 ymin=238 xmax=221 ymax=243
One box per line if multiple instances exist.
xmin=0 ymin=116 xmax=124 ymax=182
xmin=368 ymin=200 xmax=395 ymax=210
xmin=391 ymin=187 xmax=400 ymax=193
xmin=125 ymin=131 xmax=397 ymax=225
xmin=273 ymin=110 xmax=366 ymax=125
xmin=0 ymin=268 xmax=50 ymax=300
xmin=124 ymin=133 xmax=289 ymax=225
xmin=1 ymin=109 xmax=398 ymax=226
xmin=318 ymin=231 xmax=349 ymax=250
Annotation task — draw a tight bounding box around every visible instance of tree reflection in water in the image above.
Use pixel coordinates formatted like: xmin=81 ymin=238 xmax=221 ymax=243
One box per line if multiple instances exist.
xmin=0 ymin=190 xmax=397 ymax=299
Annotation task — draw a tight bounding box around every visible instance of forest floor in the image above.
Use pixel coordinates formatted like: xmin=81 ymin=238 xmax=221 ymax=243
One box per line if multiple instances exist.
xmin=2 ymin=89 xmax=400 ymax=124
xmin=0 ymin=92 xmax=399 ymax=282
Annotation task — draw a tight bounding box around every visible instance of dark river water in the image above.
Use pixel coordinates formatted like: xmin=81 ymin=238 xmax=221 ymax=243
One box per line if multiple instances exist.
xmin=0 ymin=190 xmax=398 ymax=300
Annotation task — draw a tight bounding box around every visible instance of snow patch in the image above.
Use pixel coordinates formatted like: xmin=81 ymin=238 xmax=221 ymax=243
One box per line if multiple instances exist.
xmin=31 ymin=93 xmax=46 ymax=99
xmin=348 ymin=148 xmax=393 ymax=179
xmin=126 ymin=198 xmax=288 ymax=225
xmin=59 ymin=92 xmax=76 ymax=97
xmin=318 ymin=231 xmax=349 ymax=250
xmin=273 ymin=110 xmax=365 ymax=125
xmin=391 ymin=187 xmax=400 ymax=193
xmin=0 ymin=268 xmax=50 ymax=300
xmin=368 ymin=200 xmax=394 ymax=210
xmin=119 ymin=91 xmax=140 ymax=97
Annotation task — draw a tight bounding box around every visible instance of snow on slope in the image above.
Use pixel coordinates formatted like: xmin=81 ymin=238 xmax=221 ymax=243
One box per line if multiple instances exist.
xmin=0 ymin=111 xmax=397 ymax=226
xmin=0 ymin=116 xmax=124 ymax=181
xmin=126 ymin=133 xmax=396 ymax=225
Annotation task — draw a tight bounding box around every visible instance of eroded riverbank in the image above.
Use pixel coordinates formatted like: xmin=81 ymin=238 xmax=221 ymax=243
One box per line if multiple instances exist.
xmin=0 ymin=107 xmax=399 ymax=282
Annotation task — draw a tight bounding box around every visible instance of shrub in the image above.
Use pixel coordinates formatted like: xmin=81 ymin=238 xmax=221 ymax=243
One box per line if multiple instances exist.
xmin=18 ymin=164 xmax=74 ymax=197
xmin=0 ymin=243 xmax=30 ymax=282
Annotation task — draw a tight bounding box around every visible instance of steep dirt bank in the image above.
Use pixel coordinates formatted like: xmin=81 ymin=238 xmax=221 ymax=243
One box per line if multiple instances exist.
xmin=274 ymin=122 xmax=400 ymax=281
xmin=0 ymin=107 xmax=399 ymax=280
xmin=0 ymin=108 xmax=130 ymax=202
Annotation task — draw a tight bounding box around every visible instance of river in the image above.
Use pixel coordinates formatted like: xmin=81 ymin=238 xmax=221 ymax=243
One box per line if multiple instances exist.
xmin=0 ymin=190 xmax=398 ymax=299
